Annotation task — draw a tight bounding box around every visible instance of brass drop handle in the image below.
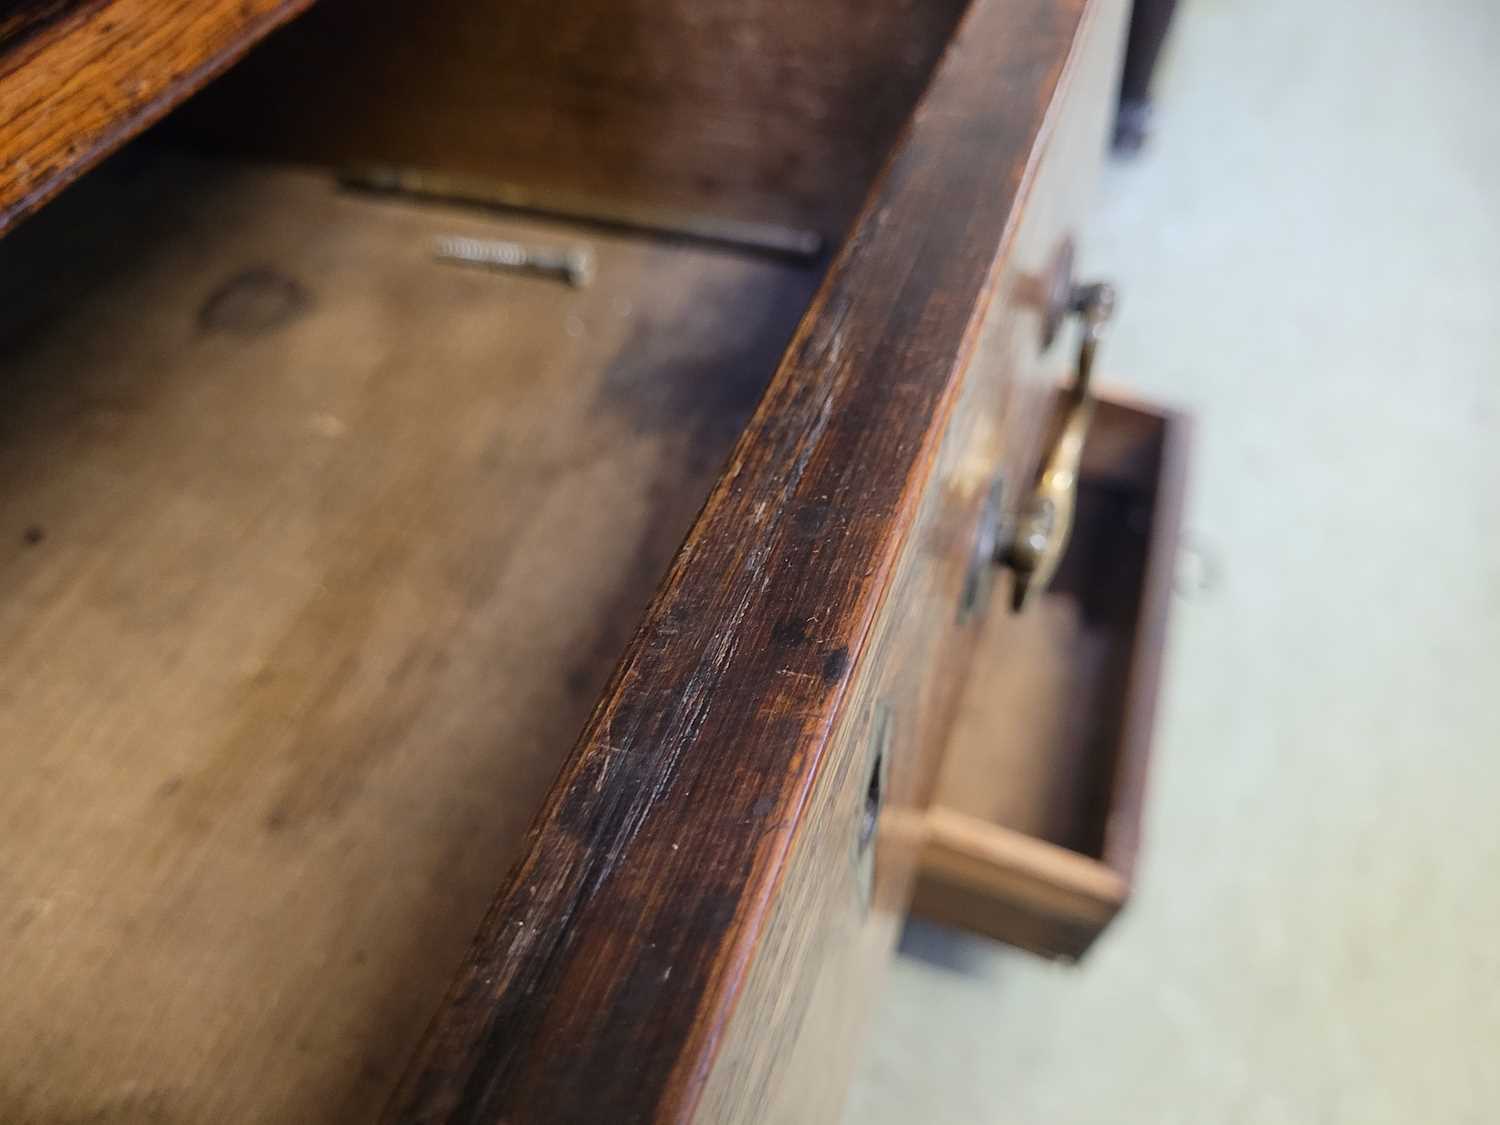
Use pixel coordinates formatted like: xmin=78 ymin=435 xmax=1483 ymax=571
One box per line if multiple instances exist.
xmin=1001 ymin=281 xmax=1116 ymax=611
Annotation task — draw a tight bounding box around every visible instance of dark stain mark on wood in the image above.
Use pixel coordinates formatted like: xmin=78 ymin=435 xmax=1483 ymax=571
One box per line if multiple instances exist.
xmin=22 ymin=524 xmax=44 ymax=545
xmin=791 ymin=499 xmax=832 ymax=537
xmin=822 ymin=646 xmax=851 ymax=684
xmin=199 ymin=267 xmax=310 ymax=335
xmin=771 ymin=617 xmax=811 ymax=647
xmin=594 ymin=268 xmax=820 ymax=473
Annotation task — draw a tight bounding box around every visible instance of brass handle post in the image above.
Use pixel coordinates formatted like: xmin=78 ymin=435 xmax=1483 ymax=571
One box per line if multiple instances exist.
xmin=1002 ymin=281 xmax=1115 ymax=611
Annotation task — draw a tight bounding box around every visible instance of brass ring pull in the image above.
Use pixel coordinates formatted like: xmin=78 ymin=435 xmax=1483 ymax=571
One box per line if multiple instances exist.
xmin=1002 ymin=281 xmax=1116 ymax=611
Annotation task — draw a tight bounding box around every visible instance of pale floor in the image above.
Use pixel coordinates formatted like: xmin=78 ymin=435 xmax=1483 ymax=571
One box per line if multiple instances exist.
xmin=848 ymin=0 xmax=1500 ymax=1121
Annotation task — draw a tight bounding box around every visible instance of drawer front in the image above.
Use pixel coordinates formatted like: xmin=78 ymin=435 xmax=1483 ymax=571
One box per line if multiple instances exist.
xmin=695 ymin=2 xmax=1130 ymax=1118
xmin=387 ymin=0 xmax=1127 ymax=1121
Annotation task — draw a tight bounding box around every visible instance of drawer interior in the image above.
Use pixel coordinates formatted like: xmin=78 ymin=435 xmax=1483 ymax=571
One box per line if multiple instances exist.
xmin=912 ymin=397 xmax=1186 ymax=959
xmin=0 ymin=154 xmax=819 ymax=1122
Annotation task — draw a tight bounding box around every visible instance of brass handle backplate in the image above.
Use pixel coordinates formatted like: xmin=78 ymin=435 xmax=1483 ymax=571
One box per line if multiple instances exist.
xmin=1001 ymin=280 xmax=1116 ymax=611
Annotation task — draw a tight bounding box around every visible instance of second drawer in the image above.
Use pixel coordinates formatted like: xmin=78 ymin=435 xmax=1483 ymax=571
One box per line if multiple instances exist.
xmin=914 ymin=392 xmax=1189 ymax=960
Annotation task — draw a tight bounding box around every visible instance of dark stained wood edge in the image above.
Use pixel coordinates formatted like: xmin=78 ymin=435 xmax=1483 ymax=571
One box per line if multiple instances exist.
xmin=0 ymin=0 xmax=313 ymax=235
xmin=1100 ymin=400 xmax=1191 ymax=884
xmin=385 ymin=1 xmax=1098 ymax=1121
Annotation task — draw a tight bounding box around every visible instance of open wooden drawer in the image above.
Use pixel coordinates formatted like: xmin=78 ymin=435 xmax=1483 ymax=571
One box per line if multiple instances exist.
xmin=913 ymin=395 xmax=1189 ymax=961
xmin=0 ymin=0 xmax=1136 ymax=1121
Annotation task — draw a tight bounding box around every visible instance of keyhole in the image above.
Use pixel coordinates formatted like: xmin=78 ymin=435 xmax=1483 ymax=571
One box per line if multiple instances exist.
xmin=855 ymin=703 xmax=893 ymax=910
xmin=958 ymin=474 xmax=1006 ymax=622
xmin=859 ymin=700 xmax=893 ymax=856
xmin=859 ymin=745 xmax=885 ymax=855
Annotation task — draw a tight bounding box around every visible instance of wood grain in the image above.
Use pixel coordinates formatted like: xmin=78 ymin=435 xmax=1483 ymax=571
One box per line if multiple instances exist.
xmin=387 ymin=0 xmax=1128 ymax=1120
xmin=0 ymin=157 xmax=817 ymax=1123
xmin=172 ymin=0 xmax=969 ymax=239
xmin=0 ymin=2 xmax=81 ymax=48
xmin=911 ymin=397 xmax=1191 ymax=960
xmin=0 ymin=0 xmax=311 ymax=235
